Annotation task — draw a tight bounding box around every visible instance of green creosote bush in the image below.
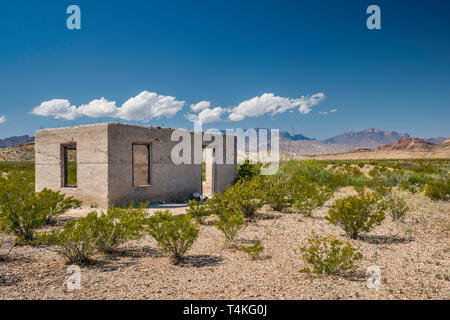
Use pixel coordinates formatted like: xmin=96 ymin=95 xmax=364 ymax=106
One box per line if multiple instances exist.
xmin=298 ymin=234 xmax=363 ymax=275
xmin=38 ymin=203 xmax=149 ymax=262
xmin=236 ymin=159 xmax=261 ymax=182
xmin=242 ymin=240 xmax=264 ymax=260
xmin=424 ymin=178 xmax=450 ymax=201
xmin=225 ymin=178 xmax=264 ymax=220
xmin=0 ymin=172 xmax=81 ymax=243
xmin=37 ymin=188 xmax=82 ymax=224
xmin=325 ymin=191 xmax=386 ymax=239
xmin=93 ymin=203 xmax=148 ymax=254
xmin=261 ymin=174 xmax=290 ymax=212
xmin=146 ymin=210 xmax=199 ymax=263
xmin=205 ymin=191 xmax=247 ymax=242
xmin=38 ymin=212 xmax=99 ymax=264
xmin=384 ymin=193 xmax=409 ymax=221
xmin=186 ymin=199 xmax=210 ymax=224
xmin=216 ymin=212 xmax=246 ymax=243
xmin=292 ymin=184 xmax=333 ymax=217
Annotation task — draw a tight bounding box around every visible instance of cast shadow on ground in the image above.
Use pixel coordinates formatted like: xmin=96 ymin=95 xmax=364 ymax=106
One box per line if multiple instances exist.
xmin=113 ymin=246 xmax=165 ymax=259
xmin=357 ymin=234 xmax=413 ymax=245
xmin=0 ymin=274 xmax=21 ymax=287
xmin=179 ymin=254 xmax=224 ymax=268
xmin=255 ymin=212 xmax=282 ymax=220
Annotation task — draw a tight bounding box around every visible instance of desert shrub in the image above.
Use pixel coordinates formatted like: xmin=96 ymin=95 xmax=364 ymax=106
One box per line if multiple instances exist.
xmin=281 ymin=160 xmax=334 ymax=187
xmin=37 ymin=188 xmax=82 ymax=224
xmin=292 ymin=184 xmax=333 ymax=216
xmin=93 ymin=204 xmax=148 ymax=253
xmin=225 ymin=178 xmax=264 ymax=220
xmin=186 ymin=199 xmax=210 ymax=224
xmin=38 ymin=212 xmax=99 ymax=263
xmin=242 ymin=240 xmax=264 ymax=260
xmin=0 ymin=161 xmax=35 ymax=174
xmin=0 ymin=216 xmax=13 ymax=259
xmin=280 ymin=160 xmax=370 ymax=191
xmin=368 ymin=166 xmax=391 ymax=179
xmin=0 ymin=172 xmax=82 ymax=243
xmin=236 ymin=159 xmax=261 ymax=182
xmin=261 ymin=174 xmax=290 ymax=211
xmin=326 ymin=191 xmax=386 ymax=239
xmin=299 ymin=234 xmax=362 ymax=275
xmin=216 ymin=212 xmax=246 ymax=243
xmin=146 ymin=210 xmax=199 ymax=262
xmin=384 ymin=193 xmax=409 ymax=221
xmin=204 ymin=191 xmax=236 ymax=218
xmin=0 ymin=171 xmax=49 ymax=243
xmin=424 ymin=179 xmax=450 ymax=201
xmin=285 ymin=174 xmax=333 ymax=216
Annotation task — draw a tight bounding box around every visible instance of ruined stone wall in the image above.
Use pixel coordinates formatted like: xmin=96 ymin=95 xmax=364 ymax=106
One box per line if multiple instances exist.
xmin=35 ymin=124 xmax=110 ymax=207
xmin=213 ymin=134 xmax=237 ymax=194
xmin=35 ymin=123 xmax=237 ymax=208
xmin=107 ymin=124 xmax=201 ymax=206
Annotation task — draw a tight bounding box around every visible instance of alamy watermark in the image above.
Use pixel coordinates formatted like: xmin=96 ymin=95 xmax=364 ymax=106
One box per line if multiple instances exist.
xmin=366 ymin=265 xmax=381 ymax=290
xmin=170 ymin=121 xmax=280 ymax=175
xmin=366 ymin=5 xmax=381 ymax=30
xmin=65 ymin=265 xmax=81 ymax=290
xmin=66 ymin=5 xmax=81 ymax=30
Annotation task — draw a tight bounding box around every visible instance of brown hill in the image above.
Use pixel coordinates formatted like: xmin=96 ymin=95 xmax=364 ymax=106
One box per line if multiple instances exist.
xmin=376 ymin=138 xmax=437 ymax=152
xmin=0 ymin=143 xmax=34 ymax=162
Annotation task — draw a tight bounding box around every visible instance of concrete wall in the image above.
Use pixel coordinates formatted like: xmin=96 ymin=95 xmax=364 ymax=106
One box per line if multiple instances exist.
xmin=35 ymin=124 xmax=110 ymax=207
xmin=35 ymin=123 xmax=237 ymax=208
xmin=107 ymin=123 xmax=201 ymax=206
xmin=213 ymin=134 xmax=237 ymax=194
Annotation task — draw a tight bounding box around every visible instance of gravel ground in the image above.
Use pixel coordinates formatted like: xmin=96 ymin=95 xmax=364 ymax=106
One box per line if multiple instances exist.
xmin=0 ymin=189 xmax=448 ymax=300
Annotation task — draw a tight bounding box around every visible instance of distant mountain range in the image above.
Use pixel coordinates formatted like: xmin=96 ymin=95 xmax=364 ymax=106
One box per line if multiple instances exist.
xmin=0 ymin=129 xmax=448 ymax=156
xmin=0 ymin=135 xmax=34 ymax=149
xmin=323 ymin=128 xmax=410 ymax=149
xmin=279 ymin=128 xmax=447 ymax=155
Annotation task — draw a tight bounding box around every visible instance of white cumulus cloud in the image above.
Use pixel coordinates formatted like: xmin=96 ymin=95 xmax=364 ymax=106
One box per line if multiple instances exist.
xmin=31 ymin=99 xmax=79 ymax=120
xmin=318 ymin=111 xmax=328 ymax=115
xmin=190 ymin=101 xmax=211 ymax=112
xmin=228 ymin=93 xmax=325 ymax=122
xmin=186 ymin=107 xmax=225 ymax=124
xmin=31 ymin=91 xmax=185 ymax=122
xmin=78 ymin=97 xmax=118 ymax=118
xmin=117 ymin=91 xmax=184 ymax=121
xmin=0 ymin=116 xmax=6 ymax=124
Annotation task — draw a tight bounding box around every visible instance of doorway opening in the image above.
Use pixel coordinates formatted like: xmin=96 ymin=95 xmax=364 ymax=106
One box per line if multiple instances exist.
xmin=201 ymin=147 xmax=215 ymax=198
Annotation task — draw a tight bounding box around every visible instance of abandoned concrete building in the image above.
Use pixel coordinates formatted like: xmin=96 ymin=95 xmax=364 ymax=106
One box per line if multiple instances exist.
xmin=35 ymin=123 xmax=237 ymax=208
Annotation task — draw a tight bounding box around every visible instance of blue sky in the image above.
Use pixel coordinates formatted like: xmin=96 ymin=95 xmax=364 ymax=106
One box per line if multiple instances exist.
xmin=0 ymin=0 xmax=449 ymax=140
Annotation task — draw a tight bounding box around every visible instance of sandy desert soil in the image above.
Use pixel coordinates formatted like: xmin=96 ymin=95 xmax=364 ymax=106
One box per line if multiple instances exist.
xmin=0 ymin=189 xmax=448 ymax=300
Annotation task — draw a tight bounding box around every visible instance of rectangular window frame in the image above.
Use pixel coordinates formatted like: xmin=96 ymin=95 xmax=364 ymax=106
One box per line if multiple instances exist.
xmin=132 ymin=143 xmax=152 ymax=187
xmin=62 ymin=143 xmax=77 ymax=188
